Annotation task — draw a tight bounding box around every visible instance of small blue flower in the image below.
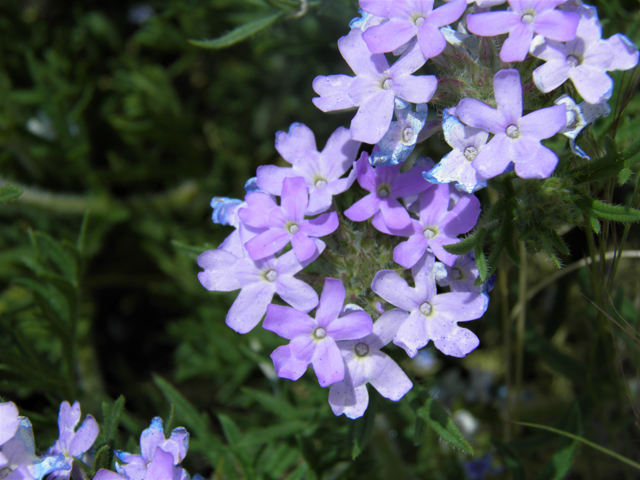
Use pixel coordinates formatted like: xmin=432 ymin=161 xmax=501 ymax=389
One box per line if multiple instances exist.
xmin=370 ymin=99 xmax=429 ymax=167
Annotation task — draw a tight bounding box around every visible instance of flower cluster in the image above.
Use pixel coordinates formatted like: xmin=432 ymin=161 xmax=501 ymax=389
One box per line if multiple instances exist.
xmin=198 ymin=0 xmax=638 ymax=419
xmin=0 ymin=401 xmax=200 ymax=480
xmin=0 ymin=401 xmax=93 ymax=480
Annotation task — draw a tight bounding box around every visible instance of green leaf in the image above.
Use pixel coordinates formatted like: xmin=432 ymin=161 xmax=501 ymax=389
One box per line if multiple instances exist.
xmin=34 ymin=231 xmax=79 ymax=282
xmin=414 ymin=414 xmax=427 ymax=446
xmin=619 ymin=167 xmax=632 ymax=185
xmin=443 ymin=230 xmax=481 ymax=256
xmin=0 ymin=185 xmax=22 ymax=204
xmin=514 ymin=421 xmax=640 ymax=471
xmin=492 ymin=438 xmax=527 ymax=480
xmin=91 ymin=444 xmax=113 ymax=475
xmin=589 ymin=199 xmax=640 ymax=222
xmin=152 ymin=374 xmax=212 ymax=440
xmin=164 ymin=403 xmax=175 ymax=436
xmin=189 ymin=10 xmax=285 ymax=49
xmin=351 ymin=388 xmax=376 ymax=459
xmin=415 ymin=396 xmax=474 ymax=455
xmin=171 ymin=240 xmax=206 ymax=261
xmin=237 ymin=422 xmax=308 ymax=447
xmin=474 ymin=244 xmax=489 ymax=285
xmin=535 ymin=441 xmax=578 ymax=480
xmin=524 ymin=331 xmax=587 ymax=384
xmin=218 ymin=413 xmax=243 ymax=450
xmin=99 ymin=395 xmax=125 ymax=445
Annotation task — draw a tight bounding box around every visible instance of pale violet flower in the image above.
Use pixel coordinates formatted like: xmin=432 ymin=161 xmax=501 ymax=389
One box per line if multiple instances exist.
xmin=372 ymin=254 xmax=487 ymax=358
xmin=457 ymin=69 xmax=567 ymax=179
xmin=46 ymin=401 xmax=99 ymax=479
xmin=256 ymin=124 xmax=360 ymax=215
xmin=264 ymin=278 xmax=373 ymax=387
xmin=423 ymin=108 xmax=489 ymax=193
xmin=197 ymin=240 xmax=324 ymax=334
xmin=329 ymin=308 xmax=412 ymax=419
xmin=530 ymin=5 xmax=639 ymax=104
xmin=312 ymin=28 xmax=436 ymax=144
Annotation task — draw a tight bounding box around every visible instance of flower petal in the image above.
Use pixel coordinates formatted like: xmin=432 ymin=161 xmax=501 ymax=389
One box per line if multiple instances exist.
xmin=276 ymin=276 xmax=320 ymax=313
xmin=350 ymin=90 xmax=395 ymax=144
xmin=68 ymin=415 xmax=99 ymax=457
xmin=393 ymin=310 xmax=428 ymax=358
xmin=433 ymin=327 xmax=480 ymax=357
xmin=371 ymin=270 xmax=421 ymax=311
xmin=312 ymin=339 xmax=345 ymax=387
xmin=329 ymin=380 xmax=369 ymax=419
xmin=274 ymin=123 xmax=317 ymax=164
xmin=363 ymin=18 xmax=417 ymax=54
xmin=226 ymin=282 xmax=275 ymax=333
xmin=315 ymin=278 xmax=346 ymax=327
xmin=344 ymin=193 xmax=381 ymax=222
xmin=312 ymin=75 xmax=355 ymax=112
xmin=368 ymin=353 xmax=412 ymax=400
xmin=263 ymin=304 xmax=315 ymax=339
xmin=270 ymin=345 xmax=308 ymax=381
xmin=457 ymin=98 xmax=506 ymax=134
xmin=326 ymin=311 xmax=373 ymax=341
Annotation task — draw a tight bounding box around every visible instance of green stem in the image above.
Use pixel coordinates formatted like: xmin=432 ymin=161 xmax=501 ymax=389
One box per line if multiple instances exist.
xmin=513 ymin=421 xmax=640 ymax=471
xmin=514 ymin=242 xmax=527 ymax=434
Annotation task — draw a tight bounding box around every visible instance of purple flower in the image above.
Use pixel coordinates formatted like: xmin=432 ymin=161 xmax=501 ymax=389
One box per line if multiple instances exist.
xmin=0 ymin=402 xmax=20 ymax=449
xmin=328 ymin=308 xmax=412 ymax=419
xmin=375 ymin=184 xmax=481 ymax=268
xmin=264 ymin=278 xmax=373 ymax=387
xmin=466 ymin=0 xmax=579 ymax=62
xmin=371 ymin=254 xmax=487 ymax=357
xmin=210 ymin=197 xmax=243 ymax=227
xmin=530 ymin=5 xmax=639 ymax=104
xmin=114 ymin=418 xmax=189 ymax=480
xmin=1 ymin=417 xmax=70 ymax=480
xmin=370 ymin=99 xmax=428 ymax=166
xmin=197 ymin=241 xmax=323 ymax=334
xmin=239 ymin=177 xmax=338 ymax=262
xmin=312 ymin=28 xmax=437 ymax=144
xmin=360 ymin=0 xmax=467 ymax=59
xmin=94 ymin=448 xmax=179 ymax=480
xmin=46 ymin=401 xmax=99 ymax=479
xmin=423 ymin=108 xmax=489 ymax=193
xmin=257 ymin=124 xmax=360 ymax=215
xmin=344 ymin=152 xmax=432 ymax=230
xmin=457 ymin=69 xmax=567 ymax=179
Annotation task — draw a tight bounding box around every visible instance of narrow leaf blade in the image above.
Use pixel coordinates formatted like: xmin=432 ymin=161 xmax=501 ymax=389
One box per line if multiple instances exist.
xmin=189 ymin=11 xmax=285 ymax=49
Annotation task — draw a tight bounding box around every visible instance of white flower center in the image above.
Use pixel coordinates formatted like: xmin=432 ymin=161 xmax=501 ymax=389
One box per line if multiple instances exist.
xmin=314 ymin=327 xmax=327 ymax=339
xmin=414 ymin=15 xmax=426 ymax=26
xmin=355 ymin=342 xmax=370 ymax=357
xmin=424 ymin=227 xmax=437 ymax=239
xmin=463 ymin=146 xmax=478 ymax=161
xmin=287 ymin=222 xmax=300 ymax=234
xmin=314 ymin=179 xmax=328 ymax=189
xmin=420 ymin=302 xmax=433 ymax=316
xmin=521 ymin=13 xmax=534 ymax=24
xmin=506 ymin=124 xmax=520 ymax=139
xmin=402 ymin=127 xmax=414 ymax=143
xmin=265 ymin=269 xmax=278 ymax=282
xmin=451 ymin=268 xmax=462 ymax=281
xmin=566 ymin=54 xmax=580 ymax=68
xmin=382 ymin=78 xmax=393 ymax=90
xmin=377 ymin=185 xmax=390 ymax=198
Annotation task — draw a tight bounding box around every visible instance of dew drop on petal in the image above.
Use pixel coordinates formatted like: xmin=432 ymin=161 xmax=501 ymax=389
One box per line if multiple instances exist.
xmin=355 ymin=342 xmax=370 ymax=357
xmin=402 ymin=127 xmax=414 ymax=143
xmin=265 ymin=269 xmax=278 ymax=282
xmin=521 ymin=13 xmax=534 ymax=24
xmin=463 ymin=146 xmax=478 ymax=161
xmin=420 ymin=302 xmax=433 ymax=316
xmin=506 ymin=125 xmax=520 ymax=139
xmin=314 ymin=327 xmax=327 ymax=339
